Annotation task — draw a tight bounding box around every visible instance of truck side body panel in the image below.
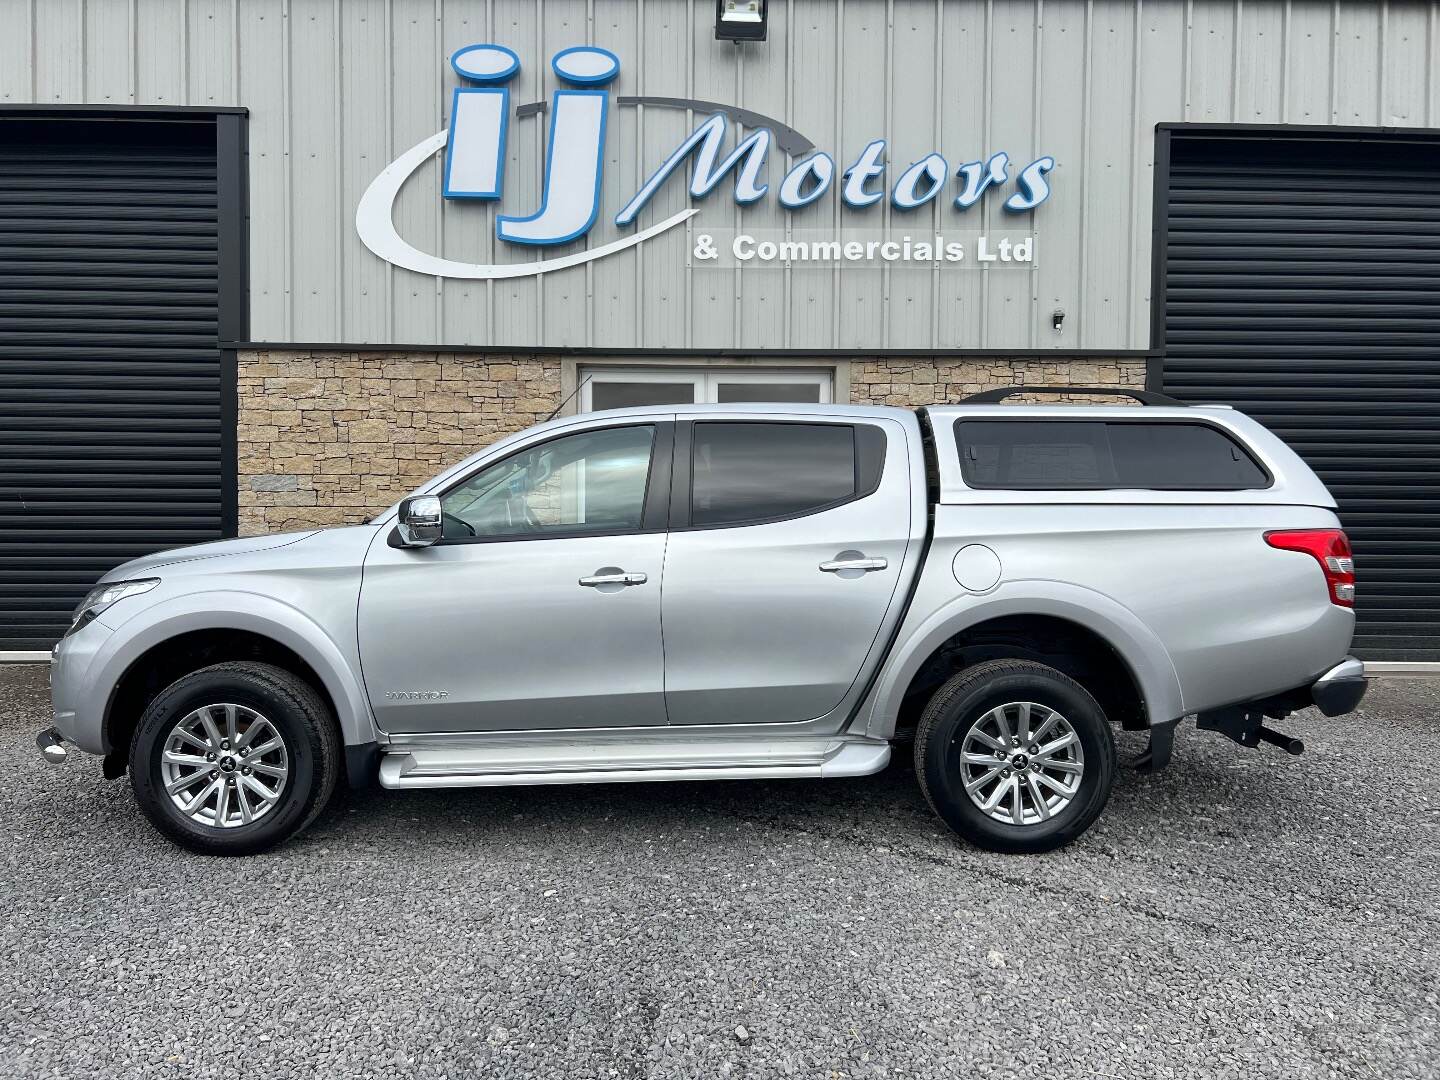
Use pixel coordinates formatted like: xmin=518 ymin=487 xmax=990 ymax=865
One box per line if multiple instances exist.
xmin=857 ymin=503 xmax=1355 ymax=740
xmin=853 ymin=403 xmax=1356 ymax=739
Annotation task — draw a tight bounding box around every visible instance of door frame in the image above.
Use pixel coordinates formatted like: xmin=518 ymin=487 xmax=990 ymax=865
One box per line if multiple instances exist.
xmin=0 ymin=107 xmax=248 ymax=660
xmin=579 ymin=367 xmax=835 ymax=412
xmin=561 ymin=357 xmax=849 ymax=416
xmin=1147 ymin=121 xmax=1440 ymax=672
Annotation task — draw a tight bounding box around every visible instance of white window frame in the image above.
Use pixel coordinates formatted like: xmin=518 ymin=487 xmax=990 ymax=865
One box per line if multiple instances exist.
xmin=578 ymin=366 xmax=834 ymax=413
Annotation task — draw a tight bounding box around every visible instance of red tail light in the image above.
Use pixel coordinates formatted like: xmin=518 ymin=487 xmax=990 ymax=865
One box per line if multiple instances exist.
xmin=1264 ymin=529 xmax=1355 ymax=608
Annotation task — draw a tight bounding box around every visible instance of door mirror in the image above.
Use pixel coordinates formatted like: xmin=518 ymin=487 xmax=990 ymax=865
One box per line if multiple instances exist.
xmin=396 ymin=495 xmax=444 ymax=547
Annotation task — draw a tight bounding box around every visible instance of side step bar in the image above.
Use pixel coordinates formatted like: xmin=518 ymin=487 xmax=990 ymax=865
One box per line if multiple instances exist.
xmin=378 ymin=735 xmax=891 ymax=790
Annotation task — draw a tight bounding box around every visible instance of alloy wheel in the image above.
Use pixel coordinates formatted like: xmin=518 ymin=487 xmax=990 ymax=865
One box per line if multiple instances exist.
xmin=959 ymin=701 xmax=1085 ymax=826
xmin=159 ymin=703 xmax=290 ymax=829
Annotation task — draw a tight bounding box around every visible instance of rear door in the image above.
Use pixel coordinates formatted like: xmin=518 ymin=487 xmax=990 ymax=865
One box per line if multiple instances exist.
xmin=660 ymin=415 xmax=913 ymax=726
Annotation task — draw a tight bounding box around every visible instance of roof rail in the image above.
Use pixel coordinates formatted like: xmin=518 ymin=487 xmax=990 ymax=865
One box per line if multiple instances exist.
xmin=959 ymin=386 xmax=1188 ymax=407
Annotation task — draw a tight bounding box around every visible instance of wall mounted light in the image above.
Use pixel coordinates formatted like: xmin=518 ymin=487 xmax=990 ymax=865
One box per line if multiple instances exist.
xmin=716 ymin=0 xmax=768 ymax=42
xmin=1052 ymin=309 xmax=1066 ymax=334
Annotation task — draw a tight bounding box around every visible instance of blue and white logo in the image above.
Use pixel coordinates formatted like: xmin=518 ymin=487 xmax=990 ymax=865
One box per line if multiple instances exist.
xmin=357 ymin=45 xmax=1055 ymax=279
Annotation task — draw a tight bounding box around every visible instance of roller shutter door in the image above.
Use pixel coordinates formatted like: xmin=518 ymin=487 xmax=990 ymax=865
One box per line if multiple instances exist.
xmin=1159 ymin=130 xmax=1440 ymax=662
xmin=0 ymin=116 xmax=232 ymax=652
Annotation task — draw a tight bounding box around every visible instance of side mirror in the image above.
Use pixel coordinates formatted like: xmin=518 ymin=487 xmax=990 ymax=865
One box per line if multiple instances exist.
xmin=396 ymin=495 xmax=444 ymax=548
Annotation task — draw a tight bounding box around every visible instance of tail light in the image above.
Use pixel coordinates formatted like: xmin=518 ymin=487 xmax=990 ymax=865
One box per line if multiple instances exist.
xmin=1264 ymin=529 xmax=1355 ymax=608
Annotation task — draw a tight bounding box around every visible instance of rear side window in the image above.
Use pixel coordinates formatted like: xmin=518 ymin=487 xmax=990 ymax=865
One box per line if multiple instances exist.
xmin=691 ymin=422 xmax=857 ymax=526
xmin=955 ymin=420 xmax=1270 ymax=490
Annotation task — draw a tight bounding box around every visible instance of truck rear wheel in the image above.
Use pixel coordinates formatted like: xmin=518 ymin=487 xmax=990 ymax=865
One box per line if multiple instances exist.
xmin=914 ymin=659 xmax=1115 ymax=853
xmin=129 ymin=661 xmax=341 ymax=856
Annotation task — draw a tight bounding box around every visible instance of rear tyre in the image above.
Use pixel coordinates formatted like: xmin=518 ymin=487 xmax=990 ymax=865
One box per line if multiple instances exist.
xmin=129 ymin=661 xmax=341 ymax=856
xmin=914 ymin=659 xmax=1115 ymax=854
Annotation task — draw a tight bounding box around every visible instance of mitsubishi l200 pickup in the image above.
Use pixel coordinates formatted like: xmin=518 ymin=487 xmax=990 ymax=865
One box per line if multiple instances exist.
xmin=39 ymin=387 xmax=1367 ymax=855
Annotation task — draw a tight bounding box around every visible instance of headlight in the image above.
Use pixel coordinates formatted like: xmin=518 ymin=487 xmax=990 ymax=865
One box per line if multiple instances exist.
xmin=67 ymin=578 xmax=160 ymax=636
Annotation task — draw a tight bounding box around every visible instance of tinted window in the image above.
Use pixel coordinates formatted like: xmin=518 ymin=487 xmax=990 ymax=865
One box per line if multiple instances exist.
xmin=956 ymin=420 xmax=1269 ymax=490
xmin=589 ymin=381 xmax=696 ymax=410
xmin=692 ymin=422 xmax=856 ymax=526
xmin=714 ymin=382 xmax=824 ymax=404
xmin=440 ymin=425 xmax=654 ymax=539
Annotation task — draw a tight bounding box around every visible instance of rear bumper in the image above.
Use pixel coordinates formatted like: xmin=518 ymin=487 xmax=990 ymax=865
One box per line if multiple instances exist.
xmin=1309 ymin=656 xmax=1367 ymax=718
xmin=1188 ymin=655 xmax=1368 ymax=762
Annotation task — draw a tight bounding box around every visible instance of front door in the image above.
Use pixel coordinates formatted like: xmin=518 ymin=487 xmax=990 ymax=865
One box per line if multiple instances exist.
xmin=359 ymin=422 xmax=671 ymax=734
xmin=661 ymin=416 xmax=914 ymax=727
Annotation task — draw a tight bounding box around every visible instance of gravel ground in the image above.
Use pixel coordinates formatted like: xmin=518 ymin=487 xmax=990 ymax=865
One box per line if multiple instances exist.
xmin=2 ymin=664 xmax=1437 ymax=1079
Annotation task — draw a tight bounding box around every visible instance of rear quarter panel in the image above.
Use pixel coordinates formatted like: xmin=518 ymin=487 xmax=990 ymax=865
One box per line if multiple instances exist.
xmin=935 ymin=503 xmax=1354 ymax=715
xmin=871 ymin=405 xmax=1358 ymax=728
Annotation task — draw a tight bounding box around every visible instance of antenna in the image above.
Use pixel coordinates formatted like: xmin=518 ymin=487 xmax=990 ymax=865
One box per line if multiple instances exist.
xmin=543 ymin=374 xmax=594 ymax=423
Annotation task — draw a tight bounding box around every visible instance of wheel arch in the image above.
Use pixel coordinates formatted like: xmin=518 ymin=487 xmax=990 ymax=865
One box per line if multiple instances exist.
xmin=857 ymin=583 xmax=1185 ymax=741
xmin=96 ymin=593 xmax=375 ymax=763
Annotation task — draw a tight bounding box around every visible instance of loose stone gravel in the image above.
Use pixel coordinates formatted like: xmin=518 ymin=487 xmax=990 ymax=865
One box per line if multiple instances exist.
xmin=2 ymin=664 xmax=1436 ymax=1079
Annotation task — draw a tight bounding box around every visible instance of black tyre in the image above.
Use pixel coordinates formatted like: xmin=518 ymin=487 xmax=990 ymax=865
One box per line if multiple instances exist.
xmin=129 ymin=661 xmax=341 ymax=856
xmin=914 ymin=659 xmax=1115 ymax=854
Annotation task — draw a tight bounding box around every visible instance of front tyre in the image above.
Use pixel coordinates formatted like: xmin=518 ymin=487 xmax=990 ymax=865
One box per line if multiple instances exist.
xmin=915 ymin=659 xmax=1115 ymax=854
xmin=129 ymin=662 xmax=341 ymax=855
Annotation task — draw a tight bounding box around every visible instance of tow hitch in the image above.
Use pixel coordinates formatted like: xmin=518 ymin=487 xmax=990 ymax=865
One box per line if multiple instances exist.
xmin=1196 ymin=705 xmax=1305 ymax=756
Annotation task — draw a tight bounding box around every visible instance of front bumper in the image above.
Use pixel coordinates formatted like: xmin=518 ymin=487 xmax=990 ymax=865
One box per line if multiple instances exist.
xmin=48 ymin=621 xmax=112 ymax=755
xmin=1310 ymin=656 xmax=1368 ymax=717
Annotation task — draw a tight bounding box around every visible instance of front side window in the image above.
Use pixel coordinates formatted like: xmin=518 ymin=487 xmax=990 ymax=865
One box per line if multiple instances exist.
xmin=955 ymin=420 xmax=1270 ymax=490
xmin=691 ymin=422 xmax=857 ymax=527
xmin=440 ymin=425 xmax=654 ymax=540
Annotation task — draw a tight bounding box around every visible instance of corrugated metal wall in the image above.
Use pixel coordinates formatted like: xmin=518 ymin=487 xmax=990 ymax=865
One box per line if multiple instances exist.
xmin=1 ymin=0 xmax=1436 ymax=352
xmin=0 ymin=116 xmax=227 ymax=650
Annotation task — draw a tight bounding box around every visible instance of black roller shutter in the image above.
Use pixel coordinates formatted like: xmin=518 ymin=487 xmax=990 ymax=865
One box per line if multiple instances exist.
xmin=1158 ymin=129 xmax=1440 ymax=662
xmin=0 ymin=115 xmax=239 ymax=652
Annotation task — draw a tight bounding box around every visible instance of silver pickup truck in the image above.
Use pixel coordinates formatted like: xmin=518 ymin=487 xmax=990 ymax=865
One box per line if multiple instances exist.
xmin=39 ymin=388 xmax=1367 ymax=855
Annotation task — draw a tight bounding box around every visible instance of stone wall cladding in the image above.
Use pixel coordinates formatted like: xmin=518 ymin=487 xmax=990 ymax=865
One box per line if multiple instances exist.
xmin=848 ymin=358 xmax=1147 ymax=407
xmin=237 ymin=351 xmax=1143 ymax=535
xmin=237 ymin=351 xmax=561 ymax=535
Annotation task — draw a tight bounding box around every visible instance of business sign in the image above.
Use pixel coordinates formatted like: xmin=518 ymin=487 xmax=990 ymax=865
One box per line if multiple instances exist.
xmin=356 ymin=45 xmax=1054 ymax=280
xmin=691 ymin=229 xmax=1036 ymax=268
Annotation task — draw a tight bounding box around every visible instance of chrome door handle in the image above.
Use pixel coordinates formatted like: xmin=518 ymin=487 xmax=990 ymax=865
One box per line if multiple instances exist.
xmin=578 ymin=571 xmax=648 ymax=587
xmin=819 ymin=557 xmax=888 ymax=573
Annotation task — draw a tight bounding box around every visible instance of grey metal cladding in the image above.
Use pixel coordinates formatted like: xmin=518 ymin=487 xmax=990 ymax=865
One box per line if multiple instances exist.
xmin=2 ymin=0 xmax=1434 ymax=351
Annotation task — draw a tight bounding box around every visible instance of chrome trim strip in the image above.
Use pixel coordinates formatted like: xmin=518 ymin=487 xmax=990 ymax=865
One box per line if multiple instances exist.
xmin=378 ymin=739 xmax=890 ymax=789
xmin=1316 ymin=657 xmax=1366 ymax=684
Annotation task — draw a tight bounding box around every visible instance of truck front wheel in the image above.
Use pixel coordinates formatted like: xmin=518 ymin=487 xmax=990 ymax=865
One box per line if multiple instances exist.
xmin=914 ymin=659 xmax=1116 ymax=853
xmin=128 ymin=661 xmax=341 ymax=856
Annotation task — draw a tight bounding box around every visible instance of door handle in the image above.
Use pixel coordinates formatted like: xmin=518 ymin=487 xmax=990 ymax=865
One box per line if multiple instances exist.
xmin=578 ymin=571 xmax=648 ymax=587
xmin=819 ymin=556 xmax=888 ymax=573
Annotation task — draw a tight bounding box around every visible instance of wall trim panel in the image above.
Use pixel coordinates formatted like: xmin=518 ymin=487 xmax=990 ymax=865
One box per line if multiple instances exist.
xmin=2 ymin=2 xmax=1436 ymax=351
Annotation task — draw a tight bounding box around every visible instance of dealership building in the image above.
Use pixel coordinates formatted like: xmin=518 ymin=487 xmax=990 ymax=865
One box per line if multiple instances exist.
xmin=0 ymin=0 xmax=1437 ymax=663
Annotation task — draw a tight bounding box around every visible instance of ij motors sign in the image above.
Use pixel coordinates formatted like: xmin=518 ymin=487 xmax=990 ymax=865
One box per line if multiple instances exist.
xmin=356 ymin=45 xmax=1054 ymax=279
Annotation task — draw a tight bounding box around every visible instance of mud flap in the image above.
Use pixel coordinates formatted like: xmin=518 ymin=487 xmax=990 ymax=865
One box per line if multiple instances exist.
xmin=1132 ymin=717 xmax=1179 ymax=772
